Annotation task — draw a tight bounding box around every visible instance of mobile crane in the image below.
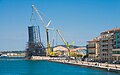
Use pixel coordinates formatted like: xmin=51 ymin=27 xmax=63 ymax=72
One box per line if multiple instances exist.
xmin=56 ymin=29 xmax=70 ymax=56
xmin=32 ymin=5 xmax=53 ymax=56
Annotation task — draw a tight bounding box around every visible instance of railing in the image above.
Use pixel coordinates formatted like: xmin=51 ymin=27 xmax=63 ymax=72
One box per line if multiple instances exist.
xmin=101 ymin=38 xmax=108 ymax=40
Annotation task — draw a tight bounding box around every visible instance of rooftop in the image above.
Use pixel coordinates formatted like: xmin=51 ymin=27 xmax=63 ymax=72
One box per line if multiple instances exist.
xmin=101 ymin=28 xmax=120 ymax=34
xmin=87 ymin=36 xmax=100 ymax=43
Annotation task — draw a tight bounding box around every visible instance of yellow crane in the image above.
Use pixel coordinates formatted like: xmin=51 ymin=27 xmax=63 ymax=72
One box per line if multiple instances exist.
xmin=32 ymin=5 xmax=53 ymax=56
xmin=56 ymin=29 xmax=70 ymax=56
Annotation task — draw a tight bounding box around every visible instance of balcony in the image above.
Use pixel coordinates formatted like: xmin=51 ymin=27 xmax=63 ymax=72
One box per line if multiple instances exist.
xmin=101 ymin=38 xmax=108 ymax=41
xmin=109 ymin=41 xmax=115 ymax=44
xmin=101 ymin=42 xmax=108 ymax=45
xmin=88 ymin=47 xmax=96 ymax=49
xmin=100 ymin=47 xmax=108 ymax=49
xmin=88 ymin=52 xmax=96 ymax=54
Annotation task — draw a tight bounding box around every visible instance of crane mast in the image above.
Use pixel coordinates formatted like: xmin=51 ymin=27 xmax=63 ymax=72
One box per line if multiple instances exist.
xmin=32 ymin=5 xmax=51 ymax=56
xmin=32 ymin=5 xmax=46 ymax=28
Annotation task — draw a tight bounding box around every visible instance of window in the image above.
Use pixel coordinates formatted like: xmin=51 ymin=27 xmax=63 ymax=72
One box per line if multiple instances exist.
xmin=112 ymin=51 xmax=120 ymax=54
xmin=103 ymin=54 xmax=104 ymax=56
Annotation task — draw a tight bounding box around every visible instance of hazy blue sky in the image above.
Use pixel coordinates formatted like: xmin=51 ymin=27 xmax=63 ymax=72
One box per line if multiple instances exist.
xmin=0 ymin=0 xmax=120 ymax=51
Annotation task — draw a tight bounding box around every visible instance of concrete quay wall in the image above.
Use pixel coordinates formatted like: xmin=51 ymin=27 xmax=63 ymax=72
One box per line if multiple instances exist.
xmin=49 ymin=59 xmax=120 ymax=73
xmin=31 ymin=56 xmax=120 ymax=73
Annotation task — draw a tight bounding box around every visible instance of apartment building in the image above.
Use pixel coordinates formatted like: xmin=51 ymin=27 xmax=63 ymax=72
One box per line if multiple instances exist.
xmin=87 ymin=37 xmax=100 ymax=61
xmin=87 ymin=28 xmax=120 ymax=62
xmin=112 ymin=29 xmax=120 ymax=60
xmin=100 ymin=28 xmax=120 ymax=62
xmin=100 ymin=30 xmax=114 ymax=62
xmin=112 ymin=49 xmax=120 ymax=60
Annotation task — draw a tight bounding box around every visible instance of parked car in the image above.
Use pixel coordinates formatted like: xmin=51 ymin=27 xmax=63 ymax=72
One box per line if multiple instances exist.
xmin=112 ymin=60 xmax=120 ymax=64
xmin=88 ymin=58 xmax=95 ymax=62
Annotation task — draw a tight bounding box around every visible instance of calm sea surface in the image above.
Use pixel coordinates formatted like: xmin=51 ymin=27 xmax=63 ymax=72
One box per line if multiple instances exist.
xmin=0 ymin=59 xmax=119 ymax=75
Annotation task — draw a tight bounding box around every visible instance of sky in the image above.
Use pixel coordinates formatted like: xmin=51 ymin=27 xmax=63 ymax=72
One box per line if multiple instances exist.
xmin=0 ymin=0 xmax=120 ymax=51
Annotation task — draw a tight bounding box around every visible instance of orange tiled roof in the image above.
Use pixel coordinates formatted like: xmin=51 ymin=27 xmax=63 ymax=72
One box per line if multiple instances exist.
xmin=87 ymin=36 xmax=100 ymax=42
xmin=71 ymin=47 xmax=86 ymax=52
xmin=101 ymin=28 xmax=120 ymax=34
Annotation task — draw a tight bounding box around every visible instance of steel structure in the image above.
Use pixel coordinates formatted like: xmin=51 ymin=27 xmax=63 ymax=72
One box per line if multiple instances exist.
xmin=26 ymin=6 xmax=46 ymax=58
xmin=56 ymin=29 xmax=70 ymax=56
xmin=32 ymin=5 xmax=52 ymax=56
xmin=26 ymin=26 xmax=46 ymax=58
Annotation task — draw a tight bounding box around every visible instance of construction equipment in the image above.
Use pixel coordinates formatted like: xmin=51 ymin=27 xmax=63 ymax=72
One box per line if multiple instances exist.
xmin=56 ymin=29 xmax=70 ymax=56
xmin=25 ymin=5 xmax=47 ymax=59
xmin=32 ymin=5 xmax=53 ymax=56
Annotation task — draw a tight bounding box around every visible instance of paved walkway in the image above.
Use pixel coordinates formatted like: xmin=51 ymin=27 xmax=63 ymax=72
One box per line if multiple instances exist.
xmin=50 ymin=59 xmax=120 ymax=71
xmin=31 ymin=56 xmax=120 ymax=72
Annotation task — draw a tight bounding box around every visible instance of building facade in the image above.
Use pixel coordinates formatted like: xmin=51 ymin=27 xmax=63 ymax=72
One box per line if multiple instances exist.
xmin=87 ymin=38 xmax=100 ymax=61
xmin=53 ymin=46 xmax=68 ymax=56
xmin=87 ymin=28 xmax=120 ymax=62
xmin=112 ymin=49 xmax=120 ymax=60
xmin=71 ymin=47 xmax=87 ymax=57
xmin=100 ymin=28 xmax=120 ymax=62
xmin=100 ymin=30 xmax=114 ymax=62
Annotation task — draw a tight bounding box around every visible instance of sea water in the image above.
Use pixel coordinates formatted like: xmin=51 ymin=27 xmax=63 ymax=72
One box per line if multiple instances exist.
xmin=0 ymin=59 xmax=119 ymax=75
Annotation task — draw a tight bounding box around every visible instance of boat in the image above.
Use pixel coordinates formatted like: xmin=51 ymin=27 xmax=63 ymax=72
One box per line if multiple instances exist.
xmin=0 ymin=54 xmax=8 ymax=57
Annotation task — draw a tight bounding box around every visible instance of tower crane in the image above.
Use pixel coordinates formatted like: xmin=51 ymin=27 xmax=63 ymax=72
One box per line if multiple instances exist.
xmin=32 ymin=5 xmax=52 ymax=56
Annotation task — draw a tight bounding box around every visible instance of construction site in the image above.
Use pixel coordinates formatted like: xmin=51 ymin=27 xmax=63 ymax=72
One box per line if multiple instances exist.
xmin=25 ymin=5 xmax=84 ymax=59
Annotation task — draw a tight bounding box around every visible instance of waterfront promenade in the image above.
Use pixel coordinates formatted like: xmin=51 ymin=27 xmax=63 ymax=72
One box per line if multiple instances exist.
xmin=50 ymin=58 xmax=120 ymax=73
xmin=31 ymin=56 xmax=120 ymax=73
xmin=50 ymin=60 xmax=120 ymax=71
